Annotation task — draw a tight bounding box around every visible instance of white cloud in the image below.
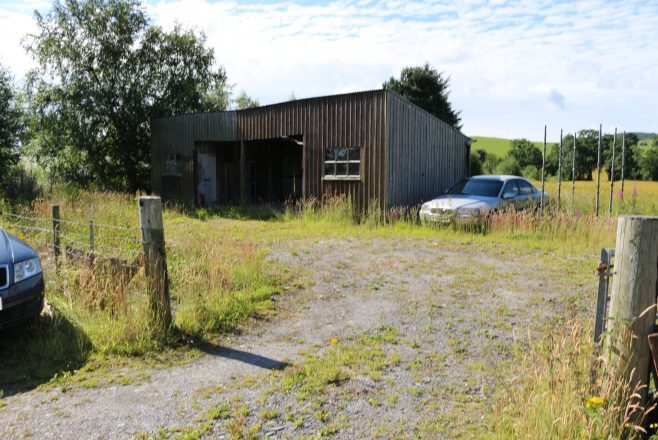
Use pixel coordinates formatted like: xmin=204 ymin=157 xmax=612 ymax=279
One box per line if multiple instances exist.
xmin=531 ymin=84 xmax=566 ymax=110
xmin=1 ymin=0 xmax=657 ymax=139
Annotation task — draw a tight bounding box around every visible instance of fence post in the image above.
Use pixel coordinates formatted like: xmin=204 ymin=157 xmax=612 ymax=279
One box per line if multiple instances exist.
xmin=609 ymin=128 xmax=617 ymax=215
xmin=605 ymin=216 xmax=658 ymax=410
xmin=621 ymin=131 xmax=626 ymax=199
xmin=138 ymin=196 xmax=171 ymax=340
xmin=89 ymin=220 xmax=95 ymax=255
xmin=572 ymin=131 xmax=577 ymax=206
xmin=557 ymin=129 xmax=563 ymax=211
xmin=540 ymin=125 xmax=546 ymax=212
xmin=52 ymin=204 xmax=61 ymax=269
xmin=595 ymin=124 xmax=602 ymax=217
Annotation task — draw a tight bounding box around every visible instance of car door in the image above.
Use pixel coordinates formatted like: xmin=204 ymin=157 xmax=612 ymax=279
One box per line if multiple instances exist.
xmin=516 ymin=179 xmax=534 ymax=210
xmin=500 ymin=180 xmax=521 ymax=211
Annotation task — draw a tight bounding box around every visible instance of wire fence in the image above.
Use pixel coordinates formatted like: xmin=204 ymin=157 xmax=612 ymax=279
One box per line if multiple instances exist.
xmin=0 ymin=209 xmax=142 ymax=269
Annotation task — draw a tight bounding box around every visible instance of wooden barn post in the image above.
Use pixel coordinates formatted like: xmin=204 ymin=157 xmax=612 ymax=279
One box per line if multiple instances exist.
xmin=605 ymin=216 xmax=658 ymax=409
xmin=240 ymin=140 xmax=247 ymax=205
xmin=139 ymin=196 xmax=171 ymax=340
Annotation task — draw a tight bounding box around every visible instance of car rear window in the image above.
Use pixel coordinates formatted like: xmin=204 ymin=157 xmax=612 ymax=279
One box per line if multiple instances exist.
xmin=448 ymin=179 xmax=503 ymax=197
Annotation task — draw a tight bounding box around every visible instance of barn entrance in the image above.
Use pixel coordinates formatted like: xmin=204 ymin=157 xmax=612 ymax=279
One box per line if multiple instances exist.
xmin=195 ymin=135 xmax=303 ymax=206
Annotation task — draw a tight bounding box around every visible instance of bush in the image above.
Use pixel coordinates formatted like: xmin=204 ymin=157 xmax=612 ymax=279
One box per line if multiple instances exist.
xmin=496 ymin=156 xmax=521 ymax=175
xmin=1 ymin=166 xmax=41 ymax=205
xmin=470 ymin=151 xmax=483 ymax=175
xmin=639 ymin=147 xmax=658 ymax=181
xmin=521 ymin=165 xmax=541 ymax=180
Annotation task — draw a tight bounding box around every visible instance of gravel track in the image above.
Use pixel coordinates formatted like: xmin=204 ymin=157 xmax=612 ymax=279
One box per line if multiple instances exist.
xmin=0 ymin=236 xmax=591 ymax=439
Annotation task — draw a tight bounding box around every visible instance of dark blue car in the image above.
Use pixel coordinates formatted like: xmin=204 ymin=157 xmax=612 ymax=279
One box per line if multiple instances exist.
xmin=0 ymin=224 xmax=45 ymax=329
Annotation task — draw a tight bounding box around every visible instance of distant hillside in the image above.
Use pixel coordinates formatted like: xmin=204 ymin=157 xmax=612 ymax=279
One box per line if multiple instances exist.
xmin=472 ymin=134 xmax=656 ymax=157
xmin=470 ymin=136 xmax=544 ymax=157
xmin=632 ymin=132 xmax=657 ymax=141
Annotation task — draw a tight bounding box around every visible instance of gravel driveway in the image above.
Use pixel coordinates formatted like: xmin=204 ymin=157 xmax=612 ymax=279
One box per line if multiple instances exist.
xmin=0 ymin=236 xmax=593 ymax=439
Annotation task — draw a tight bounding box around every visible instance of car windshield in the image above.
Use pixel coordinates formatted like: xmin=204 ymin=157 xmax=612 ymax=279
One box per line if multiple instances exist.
xmin=447 ymin=179 xmax=503 ymax=197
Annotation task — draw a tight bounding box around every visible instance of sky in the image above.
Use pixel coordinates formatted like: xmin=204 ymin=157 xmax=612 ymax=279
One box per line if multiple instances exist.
xmin=0 ymin=0 xmax=656 ymax=141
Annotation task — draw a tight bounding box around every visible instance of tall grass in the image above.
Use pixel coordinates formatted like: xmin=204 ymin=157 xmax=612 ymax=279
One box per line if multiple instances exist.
xmin=0 ymin=190 xmax=282 ymax=392
xmin=488 ymin=318 xmax=657 ymax=439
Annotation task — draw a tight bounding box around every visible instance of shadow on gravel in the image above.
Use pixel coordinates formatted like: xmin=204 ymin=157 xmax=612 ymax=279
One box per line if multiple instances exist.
xmin=0 ymin=312 xmax=91 ymax=397
xmin=200 ymin=343 xmax=290 ymax=370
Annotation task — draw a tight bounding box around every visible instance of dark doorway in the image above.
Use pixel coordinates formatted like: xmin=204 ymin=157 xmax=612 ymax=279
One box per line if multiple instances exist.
xmin=196 ymin=135 xmax=303 ymax=205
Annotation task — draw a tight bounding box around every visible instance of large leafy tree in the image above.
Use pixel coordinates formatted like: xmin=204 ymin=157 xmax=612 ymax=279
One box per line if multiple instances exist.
xmin=24 ymin=0 xmax=228 ymax=191
xmin=602 ymin=132 xmax=641 ymax=181
xmin=508 ymin=139 xmax=543 ymax=170
xmin=384 ymin=63 xmax=461 ymax=128
xmin=545 ymin=130 xmax=599 ymax=180
xmin=0 ymin=64 xmax=22 ymax=188
xmin=639 ymin=147 xmax=658 ymax=181
xmin=233 ymin=90 xmax=260 ymax=110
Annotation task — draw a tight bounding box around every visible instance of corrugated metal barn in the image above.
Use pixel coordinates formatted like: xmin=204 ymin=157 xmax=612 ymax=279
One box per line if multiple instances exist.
xmin=151 ymin=89 xmax=471 ymax=210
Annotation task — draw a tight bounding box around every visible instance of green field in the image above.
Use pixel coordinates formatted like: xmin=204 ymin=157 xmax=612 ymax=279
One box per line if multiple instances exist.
xmin=472 ymin=134 xmax=656 ymax=158
xmin=470 ymin=136 xmax=545 ymax=157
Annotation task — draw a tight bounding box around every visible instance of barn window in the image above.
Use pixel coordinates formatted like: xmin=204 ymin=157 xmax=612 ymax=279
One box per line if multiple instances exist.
xmin=323 ymin=147 xmax=360 ymax=180
xmin=163 ymin=154 xmax=182 ymax=177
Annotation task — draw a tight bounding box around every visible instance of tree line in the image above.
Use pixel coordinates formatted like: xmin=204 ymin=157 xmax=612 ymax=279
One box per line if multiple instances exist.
xmin=471 ymin=133 xmax=658 ymax=182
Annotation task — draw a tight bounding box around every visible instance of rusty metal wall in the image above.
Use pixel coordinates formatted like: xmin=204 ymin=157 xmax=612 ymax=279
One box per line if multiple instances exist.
xmin=385 ymin=90 xmax=471 ymax=208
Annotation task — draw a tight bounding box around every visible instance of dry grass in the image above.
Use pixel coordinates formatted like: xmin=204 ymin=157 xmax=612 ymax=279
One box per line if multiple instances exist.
xmin=535 ymin=177 xmax=658 ymax=216
xmin=488 ymin=318 xmax=658 ymax=439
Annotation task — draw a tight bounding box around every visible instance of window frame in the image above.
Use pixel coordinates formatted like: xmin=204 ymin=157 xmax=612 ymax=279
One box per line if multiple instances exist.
xmin=516 ymin=179 xmax=536 ymax=195
xmin=323 ymin=147 xmax=361 ymax=181
xmin=501 ymin=180 xmax=520 ymax=199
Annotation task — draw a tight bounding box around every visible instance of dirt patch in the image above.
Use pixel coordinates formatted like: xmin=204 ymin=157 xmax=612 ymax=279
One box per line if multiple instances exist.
xmin=0 ymin=236 xmax=594 ymax=439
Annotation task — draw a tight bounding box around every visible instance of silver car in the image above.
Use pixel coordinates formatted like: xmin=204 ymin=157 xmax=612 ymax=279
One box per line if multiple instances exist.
xmin=419 ymin=175 xmax=548 ymax=225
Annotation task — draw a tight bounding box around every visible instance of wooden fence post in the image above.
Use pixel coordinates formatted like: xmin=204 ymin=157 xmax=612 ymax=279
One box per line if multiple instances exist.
xmin=52 ymin=204 xmax=61 ymax=269
xmin=540 ymin=125 xmax=546 ymax=212
xmin=621 ymin=131 xmax=626 ymax=199
xmin=605 ymin=216 xmax=658 ymax=409
xmin=138 ymin=196 xmax=171 ymax=340
xmin=572 ymin=131 xmax=577 ymax=206
xmin=89 ymin=220 xmax=95 ymax=254
xmin=596 ymin=124 xmax=602 ymax=217
xmin=557 ymin=129 xmax=563 ymax=211
xmin=608 ymin=128 xmax=617 ymax=215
